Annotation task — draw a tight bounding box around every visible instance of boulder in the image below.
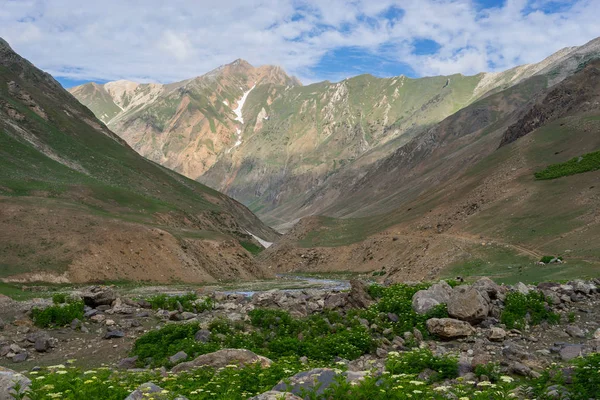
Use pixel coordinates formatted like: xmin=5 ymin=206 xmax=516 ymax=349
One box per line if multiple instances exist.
xmin=272 ymin=368 xmax=367 ymax=396
xmin=323 ymin=293 xmax=347 ymax=310
xmin=11 ymin=352 xmax=27 ymax=363
xmin=488 ymin=327 xmax=507 ymax=342
xmin=426 ymin=318 xmax=475 ymax=339
xmin=560 ymin=345 xmax=583 ymax=361
xmin=172 ymin=349 xmax=272 ymax=373
xmin=169 ymin=351 xmax=188 ymax=364
xmin=472 ymin=277 xmax=504 ymax=301
xmin=125 ymin=382 xmax=188 ymax=400
xmin=34 ymin=337 xmax=51 ymax=352
xmin=514 ymin=282 xmax=530 ymax=295
xmin=412 ymin=281 xmax=454 ymax=314
xmin=594 ymin=328 xmax=600 ymax=340
xmin=194 ymin=329 xmax=211 ymax=343
xmin=118 ymin=356 xmax=139 ymax=369
xmin=248 ymin=392 xmax=303 ymax=400
xmin=447 ymin=286 xmax=489 ymax=323
xmin=0 ymin=367 xmax=31 ymax=400
xmin=81 ymin=286 xmax=117 ymax=308
xmin=565 ymin=325 xmax=585 ymax=338
xmin=347 ymin=280 xmax=375 ymax=309
xmin=104 ymin=330 xmax=125 ymax=339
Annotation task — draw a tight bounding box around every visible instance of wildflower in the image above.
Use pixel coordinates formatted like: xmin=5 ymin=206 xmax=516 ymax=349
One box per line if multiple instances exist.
xmin=84 ymin=380 xmax=94 ymax=384
xmin=477 ymin=381 xmax=493 ymax=387
xmin=409 ymin=380 xmax=425 ymax=385
xmin=55 ymin=371 xmax=67 ymax=375
xmin=500 ymin=375 xmax=514 ymax=383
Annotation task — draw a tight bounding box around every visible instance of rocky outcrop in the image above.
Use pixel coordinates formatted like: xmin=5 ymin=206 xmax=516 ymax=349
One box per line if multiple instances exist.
xmin=172 ymin=349 xmax=272 ymax=373
xmin=81 ymin=286 xmax=117 ymax=307
xmin=272 ymin=368 xmax=368 ymax=396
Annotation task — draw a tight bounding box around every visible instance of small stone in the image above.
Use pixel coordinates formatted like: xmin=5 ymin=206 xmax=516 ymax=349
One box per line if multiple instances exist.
xmin=560 ymin=345 xmax=583 ymax=361
xmin=34 ymin=338 xmax=51 ymax=352
xmin=105 ymin=319 xmax=116 ymax=326
xmin=593 ymin=328 xmax=600 ymax=340
xmin=169 ymin=351 xmax=188 ymax=364
xmin=90 ymin=314 xmax=106 ymax=323
xmin=565 ymin=325 xmax=585 ymax=338
xmin=117 ymin=356 xmax=139 ymax=369
xmin=12 ymin=352 xmax=28 ymax=363
xmin=194 ymin=329 xmax=211 ymax=343
xmin=104 ymin=330 xmax=125 ymax=339
xmin=71 ymin=318 xmax=81 ymax=330
xmin=514 ymin=282 xmax=530 ymax=295
xmin=488 ymin=327 xmax=507 ymax=342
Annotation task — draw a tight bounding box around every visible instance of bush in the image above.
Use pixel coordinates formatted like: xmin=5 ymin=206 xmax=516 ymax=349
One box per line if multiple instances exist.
xmin=501 ymin=291 xmax=559 ymax=330
xmin=534 ymin=150 xmax=600 ymax=180
xmin=386 ymin=348 xmax=459 ymax=382
xmin=540 ymin=255 xmax=563 ymax=264
xmin=571 ymin=353 xmax=600 ymax=400
xmin=31 ymin=301 xmax=84 ymax=328
xmin=147 ymin=292 xmax=213 ymax=313
xmin=131 ymin=322 xmax=219 ymax=367
xmin=52 ymin=293 xmax=69 ymax=304
xmin=359 ymin=283 xmax=448 ymax=337
xmin=474 ymin=362 xmax=502 ymax=382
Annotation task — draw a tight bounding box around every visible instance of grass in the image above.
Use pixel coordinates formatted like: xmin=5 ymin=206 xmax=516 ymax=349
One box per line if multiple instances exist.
xmin=239 ymin=240 xmax=263 ymax=255
xmin=534 ymin=149 xmax=600 ymax=180
xmin=500 ymin=291 xmax=560 ymax=330
xmin=31 ymin=301 xmax=84 ymax=328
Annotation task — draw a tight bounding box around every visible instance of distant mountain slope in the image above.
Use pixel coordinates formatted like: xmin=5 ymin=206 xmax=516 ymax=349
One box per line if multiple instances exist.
xmin=262 ymin=58 xmax=600 ymax=284
xmin=0 ymin=38 xmax=278 ymax=284
xmin=70 ymin=38 xmax=600 ymax=231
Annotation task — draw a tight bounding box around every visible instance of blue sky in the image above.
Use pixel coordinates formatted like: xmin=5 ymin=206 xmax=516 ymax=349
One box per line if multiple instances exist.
xmin=1 ymin=0 xmax=599 ymax=87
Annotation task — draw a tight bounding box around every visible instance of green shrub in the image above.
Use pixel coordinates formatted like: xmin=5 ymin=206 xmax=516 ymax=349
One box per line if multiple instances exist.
xmin=534 ymin=150 xmax=600 ymax=180
xmin=240 ymin=240 xmax=263 ymax=255
xmin=474 ymin=362 xmax=502 ymax=382
xmin=131 ymin=322 xmax=219 ymax=367
xmin=359 ymin=283 xmax=448 ymax=337
xmin=386 ymin=348 xmax=459 ymax=382
xmin=52 ymin=293 xmax=69 ymax=304
xmin=501 ymin=291 xmax=559 ymax=330
xmin=572 ymin=353 xmax=600 ymax=400
xmin=31 ymin=301 xmax=84 ymax=328
xmin=147 ymin=292 xmax=212 ymax=313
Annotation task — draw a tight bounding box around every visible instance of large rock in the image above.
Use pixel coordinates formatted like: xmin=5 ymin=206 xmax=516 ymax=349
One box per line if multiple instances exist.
xmin=125 ymin=382 xmax=188 ymax=400
xmin=447 ymin=286 xmax=489 ymax=323
xmin=172 ymin=349 xmax=272 ymax=373
xmin=426 ymin=318 xmax=475 ymax=339
xmin=347 ymin=280 xmax=375 ymax=309
xmin=81 ymin=286 xmax=117 ymax=308
xmin=272 ymin=368 xmax=367 ymax=396
xmin=412 ymin=281 xmax=453 ymax=314
xmin=472 ymin=277 xmax=504 ymax=301
xmin=0 ymin=366 xmax=31 ymax=400
xmin=248 ymin=391 xmax=303 ymax=400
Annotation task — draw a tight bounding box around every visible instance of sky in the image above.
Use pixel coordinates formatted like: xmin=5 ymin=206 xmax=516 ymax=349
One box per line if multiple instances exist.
xmin=1 ymin=0 xmax=599 ymax=88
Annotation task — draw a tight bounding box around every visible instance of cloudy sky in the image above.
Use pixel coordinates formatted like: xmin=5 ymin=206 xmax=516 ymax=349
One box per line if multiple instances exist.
xmin=1 ymin=0 xmax=599 ymax=87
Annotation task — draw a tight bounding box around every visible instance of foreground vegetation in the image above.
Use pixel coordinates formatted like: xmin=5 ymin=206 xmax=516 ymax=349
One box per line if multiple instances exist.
xmin=20 ymin=351 xmax=600 ymax=399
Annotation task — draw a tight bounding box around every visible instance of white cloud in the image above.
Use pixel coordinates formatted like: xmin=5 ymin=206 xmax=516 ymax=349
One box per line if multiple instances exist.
xmin=0 ymin=0 xmax=599 ymax=84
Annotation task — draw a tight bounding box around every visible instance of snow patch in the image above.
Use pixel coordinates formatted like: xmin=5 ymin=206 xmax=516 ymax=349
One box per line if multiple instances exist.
xmin=226 ymin=84 xmax=255 ymax=153
xmin=233 ymin=85 xmax=256 ymax=124
xmin=245 ymin=230 xmax=273 ymax=248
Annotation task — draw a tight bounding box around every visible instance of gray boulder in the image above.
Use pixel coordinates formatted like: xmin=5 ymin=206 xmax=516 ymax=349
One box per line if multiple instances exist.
xmin=248 ymin=391 xmax=303 ymax=400
xmin=272 ymin=368 xmax=368 ymax=396
xmin=169 ymin=351 xmax=188 ymax=364
xmin=412 ymin=281 xmax=453 ymax=314
xmin=0 ymin=367 xmax=31 ymax=400
xmin=347 ymin=280 xmax=375 ymax=309
xmin=82 ymin=286 xmax=117 ymax=307
xmin=125 ymin=382 xmax=188 ymax=400
xmin=426 ymin=318 xmax=475 ymax=339
xmin=194 ymin=329 xmax=212 ymax=343
xmin=172 ymin=349 xmax=272 ymax=373
xmin=447 ymin=286 xmax=489 ymax=323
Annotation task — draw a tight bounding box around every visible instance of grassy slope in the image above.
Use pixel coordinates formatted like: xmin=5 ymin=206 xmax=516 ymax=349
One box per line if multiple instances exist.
xmin=0 ymin=40 xmax=277 ymax=281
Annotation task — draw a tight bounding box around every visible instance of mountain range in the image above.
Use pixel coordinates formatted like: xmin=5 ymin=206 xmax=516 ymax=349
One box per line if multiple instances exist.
xmin=70 ymin=40 xmax=599 ymax=232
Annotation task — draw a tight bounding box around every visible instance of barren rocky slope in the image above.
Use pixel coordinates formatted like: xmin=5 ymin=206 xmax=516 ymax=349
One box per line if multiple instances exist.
xmin=0 ymin=38 xmax=278 ymax=284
